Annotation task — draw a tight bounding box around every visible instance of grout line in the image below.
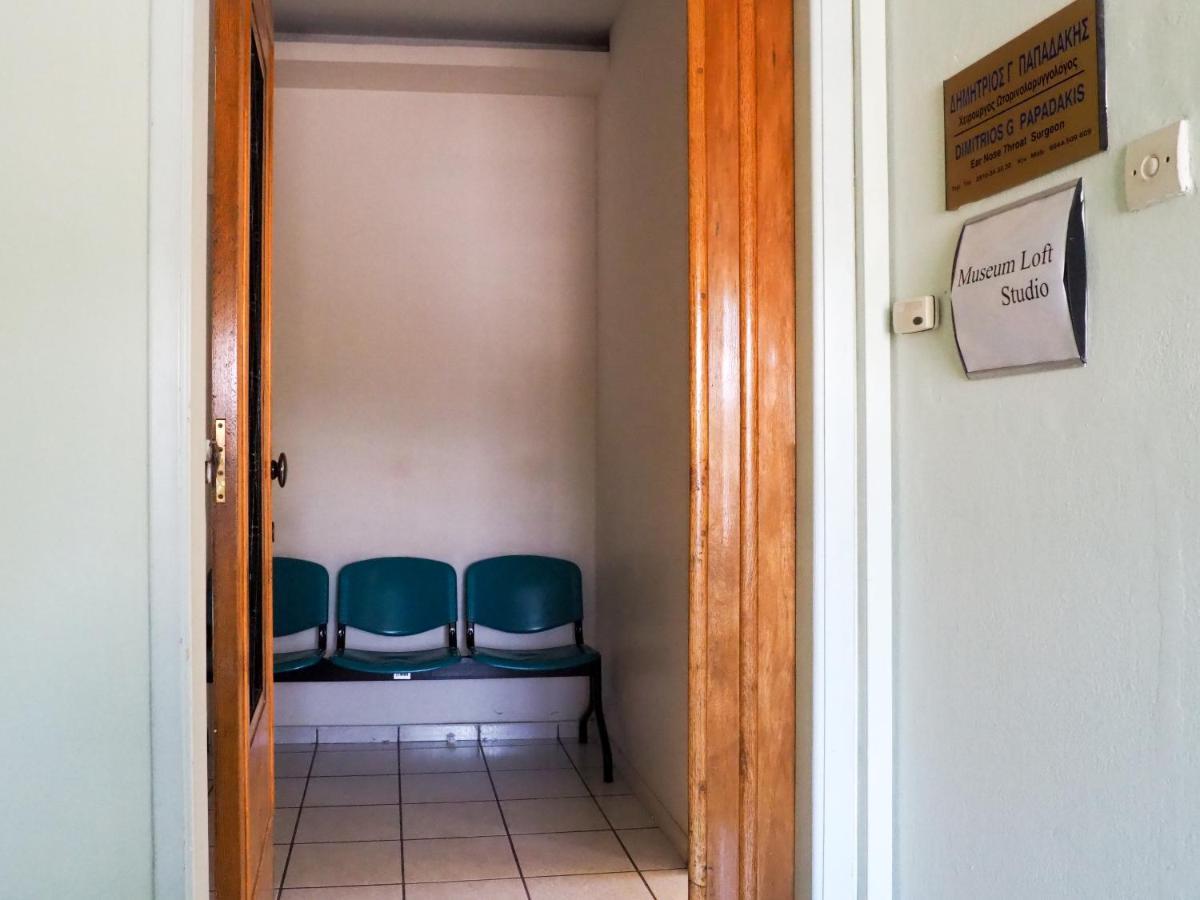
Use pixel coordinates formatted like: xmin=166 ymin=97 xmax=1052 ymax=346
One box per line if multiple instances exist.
xmin=277 ymin=801 xmax=396 ymax=808
xmin=274 ymin=742 xmax=669 ymax=895
xmin=557 ymin=735 xmax=656 ymax=897
xmin=302 ymin=767 xmax=592 ymax=778
xmin=279 ymin=824 xmax=657 ymax=846
xmin=397 ymin=738 xmax=405 ymax=900
xmin=480 ymin=736 xmax=533 ymax=900
xmin=522 ymin=869 xmax=680 ymax=887
xmin=287 ymin=837 xmax=405 ymax=846
xmin=399 ymin=797 xmax=503 ymax=806
xmin=274 ymin=868 xmax=660 ymax=891
xmin=277 ymin=747 xmax=317 ymax=899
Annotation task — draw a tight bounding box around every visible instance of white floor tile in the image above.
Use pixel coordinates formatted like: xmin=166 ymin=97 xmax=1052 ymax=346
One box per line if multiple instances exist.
xmin=618 ymin=829 xmax=685 ymax=872
xmin=597 ymin=795 xmax=655 ymax=829
xmin=317 ymin=726 xmax=397 ymax=745
xmin=642 ymin=869 xmax=689 ymax=900
xmin=311 ymin=749 xmax=398 ymax=777
xmin=404 ymin=878 xmax=526 ymax=899
xmin=581 ymin=768 xmax=633 ymax=796
xmin=216 ymin=839 xmax=283 ymax=888
xmin=280 ymin=888 xmax=404 ymax=899
xmin=315 ymin=742 xmax=398 ymax=753
xmin=403 ymin=835 xmax=518 ymax=883
xmin=401 ymin=771 xmax=495 ymax=804
xmin=501 ymin=797 xmax=608 ymax=835
xmin=512 ymin=830 xmax=635 ymax=877
xmin=273 ymin=807 xmax=299 ymax=845
xmin=491 ymin=768 xmax=588 ymax=800
xmin=484 ymin=742 xmax=573 ymax=771
xmin=561 ymin=741 xmax=616 ymax=770
xmin=276 ymin=777 xmax=307 ymax=808
xmin=304 ymin=775 xmax=399 ymax=807
xmin=273 ymin=849 xmax=287 ymax=888
xmin=526 ymin=872 xmax=653 ymax=899
xmin=400 ymin=745 xmax=487 ymax=774
xmin=283 ymin=840 xmax=404 ymax=888
xmin=294 ymin=805 xmax=402 ymax=843
xmin=402 ymin=800 xmax=506 ymax=839
xmin=275 ymin=753 xmax=314 ymax=778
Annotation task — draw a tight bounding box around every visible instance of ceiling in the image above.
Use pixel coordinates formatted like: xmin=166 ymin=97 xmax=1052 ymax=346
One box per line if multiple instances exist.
xmin=273 ymin=0 xmax=627 ymax=48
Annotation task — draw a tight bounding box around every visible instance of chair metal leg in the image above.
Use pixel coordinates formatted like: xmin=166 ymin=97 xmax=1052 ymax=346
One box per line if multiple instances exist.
xmin=590 ymin=660 xmax=613 ymax=782
xmin=578 ymin=692 xmax=594 ymax=744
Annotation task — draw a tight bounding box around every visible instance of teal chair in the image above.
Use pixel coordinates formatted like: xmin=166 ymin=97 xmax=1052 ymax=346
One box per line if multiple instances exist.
xmin=273 ymin=557 xmax=330 ymax=675
xmin=465 ymin=555 xmax=612 ymax=781
xmin=331 ymin=557 xmax=461 ymax=676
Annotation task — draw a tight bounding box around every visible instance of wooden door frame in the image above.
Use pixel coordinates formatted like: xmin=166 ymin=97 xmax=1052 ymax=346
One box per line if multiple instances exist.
xmin=804 ymin=0 xmax=894 ymax=897
xmin=687 ymin=0 xmax=799 ymax=896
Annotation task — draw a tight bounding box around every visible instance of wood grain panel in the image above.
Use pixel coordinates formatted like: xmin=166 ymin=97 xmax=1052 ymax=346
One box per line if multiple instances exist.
xmin=209 ymin=0 xmax=252 ymax=893
xmin=210 ymin=1 xmax=276 ymax=897
xmin=688 ymin=0 xmax=798 ymax=896
xmin=750 ymin=0 xmax=798 ymax=894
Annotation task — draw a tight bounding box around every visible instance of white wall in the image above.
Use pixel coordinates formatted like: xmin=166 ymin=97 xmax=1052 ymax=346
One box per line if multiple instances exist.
xmin=272 ymin=82 xmax=599 ymax=726
xmin=0 ymin=4 xmax=155 ymax=897
xmin=889 ymin=1 xmax=1200 ymax=896
xmin=595 ymin=0 xmax=690 ymax=839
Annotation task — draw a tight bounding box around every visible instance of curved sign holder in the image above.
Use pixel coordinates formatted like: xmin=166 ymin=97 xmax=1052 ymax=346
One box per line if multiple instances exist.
xmin=951 ymin=179 xmax=1087 ymax=378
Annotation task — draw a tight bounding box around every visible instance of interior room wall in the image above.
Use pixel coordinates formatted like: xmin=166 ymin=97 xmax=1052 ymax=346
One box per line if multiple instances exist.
xmin=595 ymin=0 xmax=690 ymax=842
xmin=0 ymin=4 xmax=155 ymax=896
xmin=272 ymin=81 xmax=599 ymax=726
xmin=887 ymin=1 xmax=1200 ymax=896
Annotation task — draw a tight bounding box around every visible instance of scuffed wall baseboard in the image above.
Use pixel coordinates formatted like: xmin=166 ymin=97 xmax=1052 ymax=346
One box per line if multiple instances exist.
xmin=276 ymin=721 xmax=575 ymax=745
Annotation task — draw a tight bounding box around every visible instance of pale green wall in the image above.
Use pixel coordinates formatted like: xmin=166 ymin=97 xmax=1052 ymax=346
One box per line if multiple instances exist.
xmin=0 ymin=4 xmax=154 ymax=897
xmin=889 ymin=1 xmax=1200 ymax=897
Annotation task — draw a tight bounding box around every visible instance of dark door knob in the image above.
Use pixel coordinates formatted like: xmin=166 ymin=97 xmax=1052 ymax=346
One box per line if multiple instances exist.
xmin=271 ymin=452 xmax=288 ymax=487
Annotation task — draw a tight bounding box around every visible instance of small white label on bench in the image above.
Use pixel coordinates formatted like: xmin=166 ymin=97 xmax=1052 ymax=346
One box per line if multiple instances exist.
xmin=392 ymin=673 xmax=412 ymax=680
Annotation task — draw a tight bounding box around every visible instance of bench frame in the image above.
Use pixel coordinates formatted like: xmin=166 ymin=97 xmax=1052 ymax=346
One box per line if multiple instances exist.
xmin=275 ymin=644 xmax=613 ymax=781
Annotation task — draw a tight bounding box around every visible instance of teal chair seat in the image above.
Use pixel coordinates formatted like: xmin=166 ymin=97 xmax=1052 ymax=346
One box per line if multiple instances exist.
xmin=332 ymin=646 xmax=460 ymax=676
xmin=273 ymin=558 xmax=330 ymax=677
xmin=470 ymin=644 xmax=598 ymax=672
xmin=274 ymin=648 xmax=325 ymax=674
xmin=333 ymin=557 xmax=462 ymax=678
xmin=466 ymin=555 xmax=612 ymax=781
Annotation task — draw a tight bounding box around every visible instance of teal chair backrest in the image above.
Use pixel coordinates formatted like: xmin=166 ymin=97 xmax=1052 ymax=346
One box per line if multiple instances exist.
xmin=465 ymin=555 xmax=583 ymax=634
xmin=273 ymin=557 xmax=329 ymax=637
xmin=337 ymin=557 xmax=457 ymax=636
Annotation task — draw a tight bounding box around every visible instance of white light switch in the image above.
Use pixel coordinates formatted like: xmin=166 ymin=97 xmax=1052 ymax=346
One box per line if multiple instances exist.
xmin=892 ymin=295 xmax=939 ymax=334
xmin=1125 ymin=120 xmax=1193 ymax=212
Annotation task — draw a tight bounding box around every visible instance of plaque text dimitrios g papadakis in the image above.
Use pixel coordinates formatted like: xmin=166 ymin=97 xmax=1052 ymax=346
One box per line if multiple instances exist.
xmin=943 ymin=0 xmax=1107 ymax=210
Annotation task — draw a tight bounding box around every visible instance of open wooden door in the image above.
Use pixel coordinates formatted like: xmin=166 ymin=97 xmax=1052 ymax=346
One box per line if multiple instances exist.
xmin=209 ymin=0 xmax=276 ymax=897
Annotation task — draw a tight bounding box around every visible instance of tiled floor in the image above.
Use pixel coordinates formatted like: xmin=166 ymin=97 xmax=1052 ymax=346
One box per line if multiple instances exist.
xmin=267 ymin=737 xmax=688 ymax=899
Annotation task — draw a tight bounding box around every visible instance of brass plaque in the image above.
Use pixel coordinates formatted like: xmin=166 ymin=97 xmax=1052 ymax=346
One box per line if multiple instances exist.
xmin=943 ymin=0 xmax=1107 ymax=210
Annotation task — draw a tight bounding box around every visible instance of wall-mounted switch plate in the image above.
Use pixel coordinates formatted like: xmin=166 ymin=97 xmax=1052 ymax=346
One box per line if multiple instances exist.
xmin=1125 ymin=120 xmax=1193 ymax=212
xmin=892 ymin=295 xmax=939 ymax=334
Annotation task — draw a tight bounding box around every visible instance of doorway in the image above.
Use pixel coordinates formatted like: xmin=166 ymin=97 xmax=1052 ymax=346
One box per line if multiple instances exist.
xmin=204 ymin=1 xmax=800 ymax=897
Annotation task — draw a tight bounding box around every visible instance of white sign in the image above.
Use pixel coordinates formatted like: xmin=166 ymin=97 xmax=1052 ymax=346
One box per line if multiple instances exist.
xmin=951 ymin=180 xmax=1086 ymax=377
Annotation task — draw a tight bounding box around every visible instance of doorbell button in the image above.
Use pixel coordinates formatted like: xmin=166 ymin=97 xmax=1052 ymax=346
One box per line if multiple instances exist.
xmin=892 ymin=295 xmax=939 ymax=335
xmin=1125 ymin=120 xmax=1193 ymax=212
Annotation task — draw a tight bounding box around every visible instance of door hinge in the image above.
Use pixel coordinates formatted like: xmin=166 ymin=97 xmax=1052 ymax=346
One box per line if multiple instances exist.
xmin=207 ymin=419 xmax=227 ymax=503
